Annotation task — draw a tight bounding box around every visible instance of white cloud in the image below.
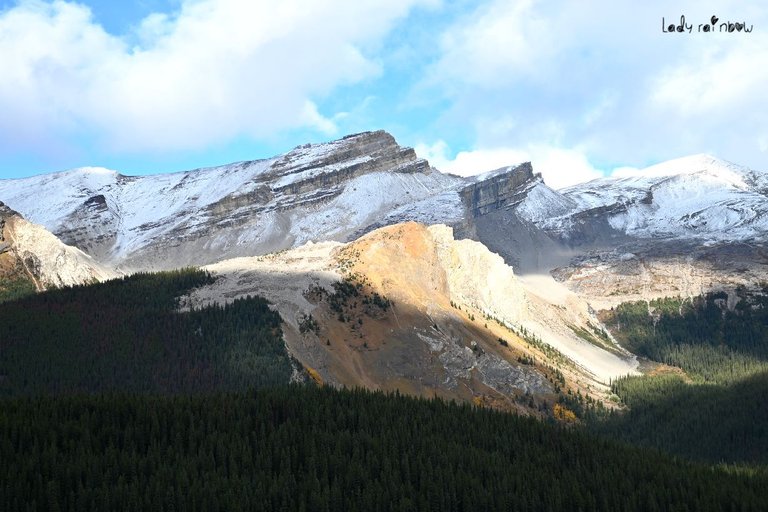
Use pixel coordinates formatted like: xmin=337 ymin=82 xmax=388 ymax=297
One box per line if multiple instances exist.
xmin=423 ymin=0 xmax=768 ymax=172
xmin=433 ymin=0 xmax=552 ymax=87
xmin=300 ymin=101 xmax=338 ymax=135
xmin=759 ymin=135 xmax=768 ymax=154
xmin=650 ymin=38 xmax=768 ymax=116
xmin=416 ymin=140 xmax=603 ymax=189
xmin=0 ymin=0 xmax=433 ymax=154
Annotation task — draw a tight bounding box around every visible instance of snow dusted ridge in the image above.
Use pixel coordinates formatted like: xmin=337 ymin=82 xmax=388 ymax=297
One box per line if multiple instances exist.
xmin=0 ymin=127 xmax=764 ymax=274
xmin=0 ymin=131 xmax=473 ymax=270
xmin=517 ymin=154 xmax=768 ymax=244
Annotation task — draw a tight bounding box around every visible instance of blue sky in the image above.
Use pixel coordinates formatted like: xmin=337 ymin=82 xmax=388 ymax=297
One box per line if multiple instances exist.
xmin=0 ymin=0 xmax=766 ymax=188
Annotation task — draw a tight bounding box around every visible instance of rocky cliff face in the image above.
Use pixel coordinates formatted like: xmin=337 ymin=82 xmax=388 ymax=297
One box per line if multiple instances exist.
xmin=0 ymin=202 xmax=116 ymax=292
xmin=449 ymin=164 xmax=571 ymax=274
xmin=186 ymin=222 xmax=635 ymax=409
xmin=459 ymin=162 xmax=538 ymax=216
xmin=0 ymin=202 xmax=17 ymax=256
xmin=269 ymin=131 xmax=430 ymax=196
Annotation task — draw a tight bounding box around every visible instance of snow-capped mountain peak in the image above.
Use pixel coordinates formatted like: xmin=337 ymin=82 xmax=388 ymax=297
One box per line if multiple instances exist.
xmin=1 ymin=132 xmax=765 ymax=274
xmin=529 ymin=154 xmax=768 ymax=244
xmin=612 ymin=154 xmax=753 ymax=190
xmin=0 ymin=131 xmax=467 ymax=270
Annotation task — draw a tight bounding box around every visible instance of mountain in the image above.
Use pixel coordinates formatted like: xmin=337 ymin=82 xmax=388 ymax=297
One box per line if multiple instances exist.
xmin=0 ymin=132 xmax=463 ymax=270
xmin=535 ymin=154 xmax=768 ymax=244
xmin=526 ymin=154 xmax=768 ymax=308
xmin=3 ymin=135 xmax=763 ymax=282
xmin=0 ymin=201 xmax=116 ymax=299
xmin=182 ymin=222 xmax=636 ymax=409
xmin=2 ymin=130 xmax=765 ymax=399
xmin=0 ymin=131 xmax=564 ymax=274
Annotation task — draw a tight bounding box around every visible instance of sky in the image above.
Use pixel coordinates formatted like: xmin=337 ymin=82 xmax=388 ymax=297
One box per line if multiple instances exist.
xmin=0 ymin=0 xmax=766 ymax=188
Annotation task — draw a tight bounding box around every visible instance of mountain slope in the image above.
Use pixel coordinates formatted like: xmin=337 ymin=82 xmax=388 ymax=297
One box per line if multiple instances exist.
xmin=0 ymin=269 xmax=293 ymax=396
xmin=0 ymin=132 xmax=467 ymax=270
xmin=2 ymin=138 xmax=765 ymax=279
xmin=2 ymin=131 xmax=766 ymax=404
xmin=0 ymin=132 xmax=564 ymax=275
xmin=184 ymin=222 xmax=637 ymax=410
xmin=0 ymin=201 xmax=116 ymax=297
xmin=507 ymin=155 xmax=768 ymax=308
xmin=534 ymin=154 xmax=768 ymax=244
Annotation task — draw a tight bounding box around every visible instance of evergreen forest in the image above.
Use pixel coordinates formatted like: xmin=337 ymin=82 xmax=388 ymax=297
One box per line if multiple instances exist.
xmin=0 ymin=269 xmax=293 ymax=395
xmin=597 ymin=288 xmax=768 ymax=464
xmin=2 ymin=271 xmax=768 ymax=509
xmin=2 ymin=387 xmax=768 ymax=512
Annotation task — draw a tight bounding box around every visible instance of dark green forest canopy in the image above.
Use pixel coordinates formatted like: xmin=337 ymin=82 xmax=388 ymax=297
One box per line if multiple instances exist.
xmin=3 ymin=268 xmax=768 ymax=508
xmin=0 ymin=273 xmax=36 ymax=303
xmin=2 ymin=386 xmax=767 ymax=512
xmin=0 ymin=269 xmax=293 ymax=395
xmin=596 ymin=290 xmax=768 ymax=464
xmin=603 ymin=289 xmax=768 ymax=384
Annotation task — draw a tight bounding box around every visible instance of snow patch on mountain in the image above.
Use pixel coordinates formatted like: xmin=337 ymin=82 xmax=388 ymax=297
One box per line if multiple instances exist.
xmin=288 ymin=170 xmax=462 ymax=245
xmin=514 ymin=181 xmax=577 ymax=223
xmin=540 ymin=154 xmax=768 ymax=242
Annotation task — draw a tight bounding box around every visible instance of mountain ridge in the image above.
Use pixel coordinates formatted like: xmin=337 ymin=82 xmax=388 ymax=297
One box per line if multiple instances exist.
xmin=2 ymin=130 xmax=766 ymax=307
xmin=0 ymin=201 xmax=116 ymax=295
xmin=0 ymin=131 xmax=538 ymax=272
xmin=1 ymin=130 xmax=766 ymax=410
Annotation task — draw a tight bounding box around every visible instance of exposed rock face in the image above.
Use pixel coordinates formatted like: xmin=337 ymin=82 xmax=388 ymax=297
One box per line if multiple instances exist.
xmin=186 ymin=222 xmax=636 ymax=408
xmin=452 ymin=165 xmax=570 ymax=274
xmin=269 ymin=131 xmax=430 ymax=196
xmin=57 ymin=192 xmax=122 ymax=263
xmin=0 ymin=200 xmax=18 ymax=218
xmin=552 ymin=240 xmax=768 ymax=310
xmin=459 ymin=162 xmax=537 ymax=216
xmin=0 ymin=202 xmax=15 ymax=254
xmin=0 ymin=204 xmax=116 ymax=290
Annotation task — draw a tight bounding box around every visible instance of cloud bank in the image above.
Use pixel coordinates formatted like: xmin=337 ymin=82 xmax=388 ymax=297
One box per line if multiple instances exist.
xmin=415 ymin=0 xmax=768 ymax=181
xmin=0 ymin=0 xmax=433 ymax=155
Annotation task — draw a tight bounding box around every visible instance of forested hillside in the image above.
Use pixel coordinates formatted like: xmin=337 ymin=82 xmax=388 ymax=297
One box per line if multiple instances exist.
xmin=0 ymin=269 xmax=293 ymax=395
xmin=3 ymin=270 xmax=768 ymax=509
xmin=597 ymin=289 xmax=768 ymax=464
xmin=2 ymin=386 xmax=767 ymax=512
xmin=604 ymin=288 xmax=768 ymax=383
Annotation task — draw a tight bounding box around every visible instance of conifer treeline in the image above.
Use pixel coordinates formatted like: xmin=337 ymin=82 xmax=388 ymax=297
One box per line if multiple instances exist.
xmin=0 ymin=273 xmax=36 ymax=303
xmin=0 ymin=269 xmax=293 ymax=395
xmin=596 ymin=290 xmax=768 ymax=463
xmin=3 ymin=268 xmax=768 ymax=507
xmin=605 ymin=289 xmax=768 ymax=384
xmin=2 ymin=386 xmax=767 ymax=512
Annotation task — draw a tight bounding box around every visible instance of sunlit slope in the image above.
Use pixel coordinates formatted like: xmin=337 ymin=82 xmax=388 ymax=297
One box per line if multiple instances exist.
xmin=187 ymin=222 xmax=637 ymax=410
